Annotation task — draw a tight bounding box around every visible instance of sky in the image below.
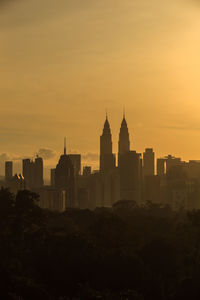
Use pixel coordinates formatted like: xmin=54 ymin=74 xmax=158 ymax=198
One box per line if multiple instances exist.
xmin=1 ymin=0 xmax=200 ymax=181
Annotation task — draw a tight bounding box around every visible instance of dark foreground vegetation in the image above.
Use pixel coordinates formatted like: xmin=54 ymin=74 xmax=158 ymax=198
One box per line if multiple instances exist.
xmin=1 ymin=189 xmax=200 ymax=299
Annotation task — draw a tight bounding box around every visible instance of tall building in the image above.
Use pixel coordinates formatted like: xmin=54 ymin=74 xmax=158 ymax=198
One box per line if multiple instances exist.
xmin=143 ymin=175 xmax=161 ymax=204
xmin=143 ymin=148 xmax=155 ymax=177
xmin=55 ymin=139 xmax=75 ymax=208
xmin=188 ymin=160 xmax=200 ymax=179
xmin=51 ymin=168 xmax=56 ymax=188
xmin=35 ymin=156 xmax=43 ymax=188
xmin=157 ymin=158 xmax=166 ymax=176
xmin=5 ymin=161 xmax=13 ymax=182
xmin=119 ymin=150 xmax=141 ymax=203
xmin=23 ymin=159 xmax=32 ymax=188
xmin=22 ymin=157 xmax=43 ymax=189
xmin=165 ymin=155 xmax=181 ymax=174
xmin=100 ymin=115 xmax=115 ymax=173
xmin=68 ymin=154 xmax=81 ymax=207
xmin=118 ymin=114 xmax=130 ymax=166
xmin=68 ymin=154 xmax=81 ymax=176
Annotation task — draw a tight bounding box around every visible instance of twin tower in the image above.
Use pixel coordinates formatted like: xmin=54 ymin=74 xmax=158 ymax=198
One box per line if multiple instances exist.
xmin=100 ymin=114 xmax=130 ymax=173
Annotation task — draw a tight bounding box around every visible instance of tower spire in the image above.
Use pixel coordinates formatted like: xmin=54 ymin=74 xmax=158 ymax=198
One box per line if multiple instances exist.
xmin=118 ymin=111 xmax=130 ymax=157
xmin=100 ymin=114 xmax=115 ymax=172
xmin=64 ymin=137 xmax=66 ymax=155
xmin=123 ymin=106 xmax=125 ymax=119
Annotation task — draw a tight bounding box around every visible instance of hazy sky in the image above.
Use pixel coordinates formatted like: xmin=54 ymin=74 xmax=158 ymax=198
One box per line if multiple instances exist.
xmin=1 ymin=0 xmax=200 ymax=179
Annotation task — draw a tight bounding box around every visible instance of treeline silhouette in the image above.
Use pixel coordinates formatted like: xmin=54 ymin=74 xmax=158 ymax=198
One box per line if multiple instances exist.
xmin=1 ymin=189 xmax=200 ymax=299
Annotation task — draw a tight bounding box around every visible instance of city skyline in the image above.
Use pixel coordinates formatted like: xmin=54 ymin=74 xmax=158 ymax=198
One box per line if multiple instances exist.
xmin=1 ymin=0 xmax=200 ymax=170
xmin=2 ymin=113 xmax=200 ymax=184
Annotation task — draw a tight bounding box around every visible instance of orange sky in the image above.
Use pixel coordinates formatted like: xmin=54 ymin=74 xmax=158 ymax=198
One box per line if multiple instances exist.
xmin=1 ymin=0 xmax=200 ymax=180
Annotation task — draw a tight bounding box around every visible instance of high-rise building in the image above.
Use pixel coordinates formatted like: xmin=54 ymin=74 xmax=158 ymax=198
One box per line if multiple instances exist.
xmin=51 ymin=168 xmax=56 ymax=188
xmin=22 ymin=157 xmax=43 ymax=189
xmin=143 ymin=175 xmax=161 ymax=204
xmin=118 ymin=114 xmax=130 ymax=166
xmin=188 ymin=160 xmax=200 ymax=179
xmin=23 ymin=159 xmax=32 ymax=188
xmin=100 ymin=115 xmax=115 ymax=173
xmin=157 ymin=158 xmax=166 ymax=176
xmin=143 ymin=148 xmax=155 ymax=177
xmin=165 ymin=155 xmax=182 ymax=174
xmin=119 ymin=150 xmax=141 ymax=203
xmin=34 ymin=156 xmax=43 ymax=188
xmin=5 ymin=161 xmax=13 ymax=182
xmin=68 ymin=154 xmax=81 ymax=176
xmin=55 ymin=139 xmax=75 ymax=208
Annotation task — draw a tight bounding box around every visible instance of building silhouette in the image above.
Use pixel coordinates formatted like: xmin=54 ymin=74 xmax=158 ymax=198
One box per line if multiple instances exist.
xmin=5 ymin=114 xmax=200 ymax=212
xmin=35 ymin=156 xmax=43 ymax=188
xmin=50 ymin=168 xmax=56 ymax=188
xmin=100 ymin=115 xmax=116 ymax=173
xmin=119 ymin=150 xmax=142 ymax=202
xmin=22 ymin=157 xmax=43 ymax=189
xmin=23 ymin=159 xmax=35 ymax=189
xmin=118 ymin=114 xmax=130 ymax=162
xmin=143 ymin=148 xmax=155 ymax=177
xmin=55 ymin=138 xmax=75 ymax=208
xmin=117 ymin=115 xmax=142 ymax=203
xmin=157 ymin=158 xmax=166 ymax=176
xmin=68 ymin=154 xmax=81 ymax=176
xmin=5 ymin=161 xmax=13 ymax=183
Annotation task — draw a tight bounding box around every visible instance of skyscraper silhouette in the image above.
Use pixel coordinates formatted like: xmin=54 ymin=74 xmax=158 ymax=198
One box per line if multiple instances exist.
xmin=34 ymin=156 xmax=44 ymax=188
xmin=22 ymin=157 xmax=43 ymax=189
xmin=143 ymin=148 xmax=155 ymax=177
xmin=55 ymin=138 xmax=75 ymax=208
xmin=118 ymin=113 xmax=130 ymax=166
xmin=5 ymin=161 xmax=13 ymax=183
xmin=100 ymin=115 xmax=115 ymax=173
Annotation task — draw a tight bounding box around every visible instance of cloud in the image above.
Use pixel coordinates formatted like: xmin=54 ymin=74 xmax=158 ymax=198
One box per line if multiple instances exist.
xmin=82 ymin=152 xmax=99 ymax=162
xmin=0 ymin=152 xmax=28 ymax=162
xmin=37 ymin=148 xmax=56 ymax=160
xmin=0 ymin=153 xmax=10 ymax=162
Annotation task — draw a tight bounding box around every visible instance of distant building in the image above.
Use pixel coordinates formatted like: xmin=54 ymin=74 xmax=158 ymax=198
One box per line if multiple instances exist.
xmin=143 ymin=148 xmax=155 ymax=177
xmin=118 ymin=114 xmax=130 ymax=166
xmin=50 ymin=168 xmax=56 ymax=188
xmin=99 ymin=116 xmax=117 ymax=207
xmin=117 ymin=115 xmax=141 ymax=202
xmin=157 ymin=158 xmax=166 ymax=176
xmin=22 ymin=157 xmax=43 ymax=189
xmin=166 ymin=164 xmax=188 ymax=210
xmin=68 ymin=154 xmax=81 ymax=176
xmin=22 ymin=159 xmax=31 ymax=188
xmin=38 ymin=188 xmax=66 ymax=212
xmin=5 ymin=161 xmax=13 ymax=183
xmin=119 ymin=150 xmax=141 ymax=203
xmin=165 ymin=155 xmax=182 ymax=173
xmin=100 ymin=115 xmax=116 ymax=173
xmin=55 ymin=139 xmax=75 ymax=208
xmin=35 ymin=156 xmax=43 ymax=188
xmin=68 ymin=154 xmax=81 ymax=206
xmin=187 ymin=160 xmax=200 ymax=180
xmin=143 ymin=175 xmax=161 ymax=204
